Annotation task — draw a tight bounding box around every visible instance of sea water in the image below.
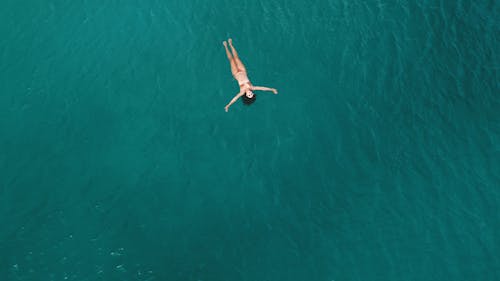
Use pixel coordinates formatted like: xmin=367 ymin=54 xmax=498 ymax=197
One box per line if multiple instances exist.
xmin=0 ymin=0 xmax=498 ymax=280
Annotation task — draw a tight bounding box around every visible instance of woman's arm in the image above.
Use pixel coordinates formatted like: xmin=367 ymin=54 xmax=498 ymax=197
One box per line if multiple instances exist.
xmin=251 ymin=86 xmax=278 ymax=94
xmin=225 ymin=91 xmax=244 ymax=112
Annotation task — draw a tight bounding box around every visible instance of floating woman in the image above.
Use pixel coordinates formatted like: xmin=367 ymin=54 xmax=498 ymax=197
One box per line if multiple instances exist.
xmin=222 ymin=38 xmax=278 ymax=112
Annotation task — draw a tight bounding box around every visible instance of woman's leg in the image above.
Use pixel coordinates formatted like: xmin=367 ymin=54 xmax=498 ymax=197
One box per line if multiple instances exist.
xmin=223 ymin=41 xmax=238 ymax=76
xmin=228 ymin=39 xmax=246 ymax=72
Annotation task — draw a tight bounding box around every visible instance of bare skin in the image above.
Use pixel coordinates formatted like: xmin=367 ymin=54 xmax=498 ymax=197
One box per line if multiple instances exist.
xmin=223 ymin=38 xmax=278 ymax=112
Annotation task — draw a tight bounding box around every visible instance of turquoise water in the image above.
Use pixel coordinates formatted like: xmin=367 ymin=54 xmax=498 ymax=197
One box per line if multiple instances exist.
xmin=1 ymin=0 xmax=499 ymax=280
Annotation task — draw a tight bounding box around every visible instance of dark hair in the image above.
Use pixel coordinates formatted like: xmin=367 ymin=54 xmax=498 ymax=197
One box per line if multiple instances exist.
xmin=242 ymin=93 xmax=256 ymax=105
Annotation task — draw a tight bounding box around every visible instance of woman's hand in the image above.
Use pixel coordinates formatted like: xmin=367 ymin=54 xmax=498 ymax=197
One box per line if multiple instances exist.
xmin=272 ymin=88 xmax=278 ymax=94
xmin=225 ymin=105 xmax=230 ymax=112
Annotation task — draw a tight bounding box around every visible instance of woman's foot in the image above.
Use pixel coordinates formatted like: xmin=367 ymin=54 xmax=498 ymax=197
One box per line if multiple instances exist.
xmin=228 ymin=38 xmax=233 ymax=46
xmin=223 ymin=41 xmax=227 ymax=47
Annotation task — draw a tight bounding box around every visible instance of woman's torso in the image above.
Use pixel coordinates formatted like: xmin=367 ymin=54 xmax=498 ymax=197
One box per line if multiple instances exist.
xmin=235 ymin=71 xmax=251 ymax=89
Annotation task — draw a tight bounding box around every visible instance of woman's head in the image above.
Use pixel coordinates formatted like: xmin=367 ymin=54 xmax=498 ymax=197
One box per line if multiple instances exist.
xmin=242 ymin=90 xmax=256 ymax=105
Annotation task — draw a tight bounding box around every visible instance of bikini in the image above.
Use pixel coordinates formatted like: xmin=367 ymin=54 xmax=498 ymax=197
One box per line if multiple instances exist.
xmin=235 ymin=70 xmax=250 ymax=87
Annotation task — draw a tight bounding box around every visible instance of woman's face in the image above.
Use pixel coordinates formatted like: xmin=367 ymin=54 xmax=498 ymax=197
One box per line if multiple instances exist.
xmin=245 ymin=90 xmax=254 ymax=98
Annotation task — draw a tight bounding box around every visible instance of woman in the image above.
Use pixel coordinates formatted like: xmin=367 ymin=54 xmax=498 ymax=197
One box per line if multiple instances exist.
xmin=223 ymin=38 xmax=278 ymax=112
